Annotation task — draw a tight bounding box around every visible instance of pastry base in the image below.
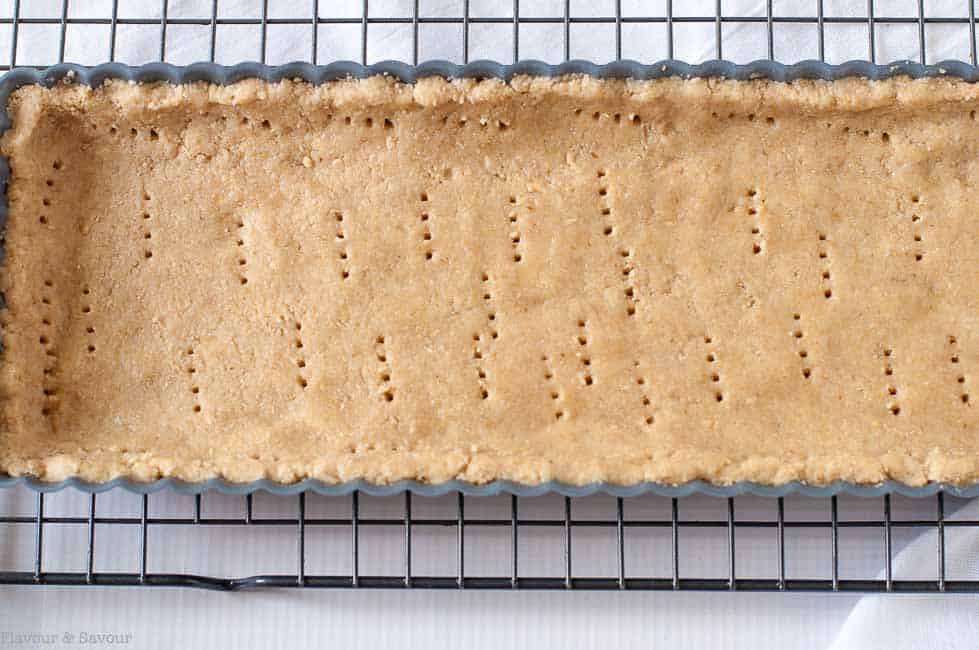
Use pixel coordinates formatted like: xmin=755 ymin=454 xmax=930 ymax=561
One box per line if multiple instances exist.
xmin=0 ymin=75 xmax=976 ymax=485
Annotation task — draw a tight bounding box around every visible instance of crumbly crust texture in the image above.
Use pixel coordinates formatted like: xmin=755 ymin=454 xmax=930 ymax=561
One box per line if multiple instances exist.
xmin=0 ymin=75 xmax=976 ymax=486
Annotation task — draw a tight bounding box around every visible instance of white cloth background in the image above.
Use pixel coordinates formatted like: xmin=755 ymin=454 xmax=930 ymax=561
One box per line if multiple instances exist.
xmin=830 ymin=501 xmax=979 ymax=650
xmin=0 ymin=1 xmax=978 ymax=648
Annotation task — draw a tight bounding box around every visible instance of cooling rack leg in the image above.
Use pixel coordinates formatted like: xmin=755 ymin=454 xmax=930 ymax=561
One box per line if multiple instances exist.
xmin=883 ymin=495 xmax=893 ymax=592
xmin=457 ymin=492 xmax=465 ymax=589
xmin=563 ymin=496 xmax=571 ymax=590
xmin=714 ymin=0 xmax=722 ymax=60
xmin=108 ymin=0 xmax=119 ymax=61
xmin=776 ymin=497 xmax=786 ymax=591
xmin=9 ymin=0 xmax=20 ymax=68
xmin=159 ymin=0 xmax=169 ymax=62
xmin=817 ymin=0 xmax=825 ymax=61
xmin=209 ymin=0 xmax=218 ymax=62
xmin=33 ymin=492 xmax=43 ymax=583
xmin=831 ymin=495 xmax=839 ymax=591
xmin=311 ymin=0 xmax=319 ymax=64
xmin=510 ymin=495 xmax=518 ymax=589
xmin=361 ymin=0 xmax=368 ymax=66
xmin=260 ymin=0 xmax=269 ymax=65
xmin=971 ymin=0 xmax=978 ymax=65
xmin=139 ymin=494 xmax=148 ymax=584
xmin=351 ymin=491 xmax=360 ymax=588
xmin=616 ymin=497 xmax=625 ymax=590
xmin=297 ymin=492 xmax=306 ymax=587
xmin=404 ymin=492 xmax=412 ymax=588
xmin=563 ymin=0 xmax=570 ymax=62
xmin=614 ymin=0 xmax=622 ymax=61
xmin=57 ymin=0 xmax=67 ymax=64
xmin=916 ymin=0 xmax=925 ymax=64
xmin=937 ymin=492 xmax=946 ymax=592
xmin=727 ymin=497 xmax=735 ymax=591
xmin=461 ymin=0 xmax=468 ymax=64
xmin=671 ymin=497 xmax=679 ymax=590
xmin=867 ymin=0 xmax=876 ymax=62
xmin=512 ymin=0 xmax=519 ymax=64
xmin=414 ymin=0 xmax=422 ymax=66
xmin=86 ymin=494 xmax=96 ymax=584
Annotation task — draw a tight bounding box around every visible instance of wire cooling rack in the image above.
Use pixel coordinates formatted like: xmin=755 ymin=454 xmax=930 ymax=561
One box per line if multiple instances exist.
xmin=1 ymin=487 xmax=978 ymax=592
xmin=1 ymin=1 xmax=978 ymax=68
xmin=0 ymin=0 xmax=978 ymax=593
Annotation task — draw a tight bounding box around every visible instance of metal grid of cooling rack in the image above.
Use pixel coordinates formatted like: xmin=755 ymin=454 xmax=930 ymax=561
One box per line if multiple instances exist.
xmin=0 ymin=1 xmax=977 ymax=68
xmin=0 ymin=0 xmax=977 ymax=592
xmin=0 ymin=489 xmax=978 ymax=591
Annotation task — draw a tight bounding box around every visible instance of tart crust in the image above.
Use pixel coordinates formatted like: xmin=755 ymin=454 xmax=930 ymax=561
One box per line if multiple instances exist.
xmin=0 ymin=74 xmax=976 ymax=486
